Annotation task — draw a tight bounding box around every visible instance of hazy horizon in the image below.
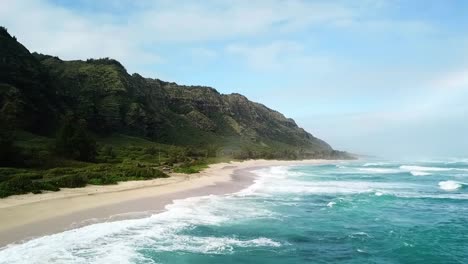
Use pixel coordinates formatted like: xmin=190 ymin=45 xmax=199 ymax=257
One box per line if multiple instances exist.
xmin=2 ymin=0 xmax=467 ymax=157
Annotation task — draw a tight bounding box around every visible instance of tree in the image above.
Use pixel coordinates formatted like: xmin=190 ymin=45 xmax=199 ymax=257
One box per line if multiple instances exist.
xmin=56 ymin=116 xmax=96 ymax=161
xmin=102 ymin=145 xmax=116 ymax=158
xmin=0 ymin=127 xmax=16 ymax=166
xmin=0 ymin=116 xmax=23 ymax=166
xmin=73 ymin=119 xmax=97 ymax=161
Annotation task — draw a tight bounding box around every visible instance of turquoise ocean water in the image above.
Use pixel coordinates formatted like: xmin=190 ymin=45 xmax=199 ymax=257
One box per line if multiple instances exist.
xmin=1 ymin=159 xmax=467 ymax=263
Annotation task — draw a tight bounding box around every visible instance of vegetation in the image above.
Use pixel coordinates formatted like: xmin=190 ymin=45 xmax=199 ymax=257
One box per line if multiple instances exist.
xmin=173 ymin=160 xmax=209 ymax=174
xmin=55 ymin=115 xmax=97 ymax=162
xmin=0 ymin=27 xmax=353 ymax=198
xmin=0 ymin=134 xmax=172 ymax=197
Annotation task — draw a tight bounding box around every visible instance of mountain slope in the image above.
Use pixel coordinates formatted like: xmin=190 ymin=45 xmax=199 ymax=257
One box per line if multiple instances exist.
xmin=0 ymin=27 xmax=57 ymax=134
xmin=0 ymin=26 xmax=345 ymax=159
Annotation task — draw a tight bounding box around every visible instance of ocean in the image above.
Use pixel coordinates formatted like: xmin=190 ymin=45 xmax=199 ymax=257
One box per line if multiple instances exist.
xmin=1 ymin=159 xmax=467 ymax=264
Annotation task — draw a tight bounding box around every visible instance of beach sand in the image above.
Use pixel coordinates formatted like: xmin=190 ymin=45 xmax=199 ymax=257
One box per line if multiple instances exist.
xmin=0 ymin=159 xmax=337 ymax=247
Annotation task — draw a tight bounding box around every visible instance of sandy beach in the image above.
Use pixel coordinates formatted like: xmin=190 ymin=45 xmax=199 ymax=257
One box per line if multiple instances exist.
xmin=0 ymin=159 xmax=336 ymax=247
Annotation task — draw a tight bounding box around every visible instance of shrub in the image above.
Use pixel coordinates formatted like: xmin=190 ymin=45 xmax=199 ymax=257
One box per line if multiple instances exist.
xmin=88 ymin=175 xmax=117 ymax=185
xmin=48 ymin=174 xmax=88 ymax=188
xmin=173 ymin=160 xmax=208 ymax=174
xmin=13 ymin=172 xmax=42 ymax=180
xmin=56 ymin=116 xmax=97 ymax=162
xmin=43 ymin=167 xmax=76 ymax=178
xmin=0 ymin=176 xmax=33 ymax=195
xmin=0 ymin=187 xmax=10 ymax=198
xmin=0 ymin=126 xmax=25 ymax=167
xmin=39 ymin=182 xmax=60 ymax=192
xmin=101 ymin=145 xmax=116 ymax=158
xmin=144 ymin=146 xmax=157 ymax=155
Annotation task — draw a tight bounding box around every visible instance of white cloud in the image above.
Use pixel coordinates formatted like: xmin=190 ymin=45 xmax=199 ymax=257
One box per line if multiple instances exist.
xmin=0 ymin=0 xmax=163 ymax=73
xmin=190 ymin=47 xmax=218 ymax=60
xmin=226 ymin=41 xmax=302 ymax=70
xmin=133 ymin=0 xmax=363 ymax=42
xmin=339 ymin=67 xmax=468 ymax=125
xmin=226 ymin=40 xmax=336 ymax=73
xmin=304 ymin=66 xmax=468 ymax=156
xmin=0 ymin=0 xmax=432 ymax=74
xmin=395 ymin=68 xmax=468 ymax=121
xmin=0 ymin=0 xmax=465 ymax=157
xmin=432 ymin=68 xmax=468 ymax=91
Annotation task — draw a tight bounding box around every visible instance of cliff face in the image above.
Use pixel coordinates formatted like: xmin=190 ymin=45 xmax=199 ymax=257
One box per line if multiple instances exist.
xmin=0 ymin=27 xmax=57 ymax=133
xmin=0 ymin=27 xmax=343 ymax=158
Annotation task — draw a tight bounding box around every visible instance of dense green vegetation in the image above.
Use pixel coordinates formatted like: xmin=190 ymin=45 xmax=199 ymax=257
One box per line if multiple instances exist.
xmin=0 ymin=26 xmax=352 ymax=197
xmin=55 ymin=115 xmax=97 ymax=162
xmin=0 ymin=133 xmax=203 ymax=197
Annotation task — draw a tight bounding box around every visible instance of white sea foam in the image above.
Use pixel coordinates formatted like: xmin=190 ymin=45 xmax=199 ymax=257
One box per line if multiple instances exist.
xmin=349 ymin=232 xmax=371 ymax=238
xmin=3 ymin=162 xmax=466 ymax=263
xmin=400 ymin=165 xmax=468 ymax=172
xmin=445 ymin=158 xmax=468 ymax=164
xmin=363 ymin=162 xmax=389 ymax=167
xmin=438 ymin=181 xmax=463 ymax=191
xmin=249 ymin=178 xmax=417 ymax=195
xmin=454 ymin=174 xmax=468 ymax=179
xmin=410 ymin=171 xmax=431 ymax=176
xmin=268 ymin=166 xmax=304 ymax=177
xmin=236 ymin=169 xmax=271 ymax=197
xmin=357 ymin=168 xmax=400 ymax=174
xmin=401 ymin=165 xmax=449 ymax=171
xmin=403 ymin=242 xmax=415 ymax=247
xmin=0 ymin=193 xmax=277 ymax=264
xmin=152 ymin=236 xmax=280 ymax=254
xmin=249 ymin=166 xmax=464 ymax=200
xmin=237 ymin=166 xmax=306 ymax=197
xmin=245 ymin=166 xmax=421 ymax=196
xmin=268 ymin=166 xmax=291 ymax=176
xmin=392 ymin=193 xmax=468 ymax=200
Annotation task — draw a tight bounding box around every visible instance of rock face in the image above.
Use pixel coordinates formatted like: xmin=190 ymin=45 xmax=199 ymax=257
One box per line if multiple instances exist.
xmin=0 ymin=27 xmax=57 ymax=134
xmin=0 ymin=27 xmax=346 ymax=158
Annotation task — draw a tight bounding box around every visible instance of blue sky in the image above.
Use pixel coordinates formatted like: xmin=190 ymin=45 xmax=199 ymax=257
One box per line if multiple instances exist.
xmin=1 ymin=0 xmax=468 ymax=158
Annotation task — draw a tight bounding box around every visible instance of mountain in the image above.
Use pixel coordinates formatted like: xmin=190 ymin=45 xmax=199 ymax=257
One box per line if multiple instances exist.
xmin=0 ymin=27 xmax=58 ymax=134
xmin=0 ymin=26 xmax=352 ymax=197
xmin=0 ymin=26 xmax=345 ymax=159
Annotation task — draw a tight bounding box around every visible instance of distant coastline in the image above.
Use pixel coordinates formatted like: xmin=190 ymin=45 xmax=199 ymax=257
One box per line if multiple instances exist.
xmin=0 ymin=159 xmax=339 ymax=247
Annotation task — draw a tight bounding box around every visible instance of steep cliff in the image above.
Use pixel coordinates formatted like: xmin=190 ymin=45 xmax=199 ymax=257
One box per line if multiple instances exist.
xmin=0 ymin=26 xmax=344 ymax=159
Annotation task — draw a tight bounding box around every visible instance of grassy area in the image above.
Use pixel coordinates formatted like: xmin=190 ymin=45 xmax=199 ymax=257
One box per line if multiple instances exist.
xmin=0 ymin=130 xmax=350 ymax=198
xmin=0 ymin=132 xmax=256 ymax=198
xmin=0 ymin=161 xmax=170 ymax=198
xmin=173 ymin=163 xmax=209 ymax=174
xmin=0 ymin=133 xmax=179 ymax=197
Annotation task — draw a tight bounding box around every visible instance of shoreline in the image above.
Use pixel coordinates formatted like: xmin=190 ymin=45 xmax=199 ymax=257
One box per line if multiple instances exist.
xmin=0 ymin=159 xmax=338 ymax=247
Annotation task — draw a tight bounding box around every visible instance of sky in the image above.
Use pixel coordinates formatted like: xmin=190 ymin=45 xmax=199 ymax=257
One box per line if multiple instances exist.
xmin=1 ymin=0 xmax=468 ymax=158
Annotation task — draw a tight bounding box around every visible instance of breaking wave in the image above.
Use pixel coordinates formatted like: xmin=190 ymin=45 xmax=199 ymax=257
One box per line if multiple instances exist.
xmin=410 ymin=171 xmax=432 ymax=176
xmin=0 ymin=193 xmax=277 ymax=263
xmin=363 ymin=162 xmax=390 ymax=167
xmin=438 ymin=181 xmax=463 ymax=191
xmin=400 ymin=165 xmax=468 ymax=172
xmin=357 ymin=168 xmax=400 ymax=174
xmin=2 ymin=160 xmax=467 ymax=263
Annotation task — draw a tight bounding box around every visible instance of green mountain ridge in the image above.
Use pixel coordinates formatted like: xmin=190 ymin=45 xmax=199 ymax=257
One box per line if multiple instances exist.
xmin=1 ymin=26 xmax=343 ymax=157
xmin=0 ymin=26 xmax=351 ymax=197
